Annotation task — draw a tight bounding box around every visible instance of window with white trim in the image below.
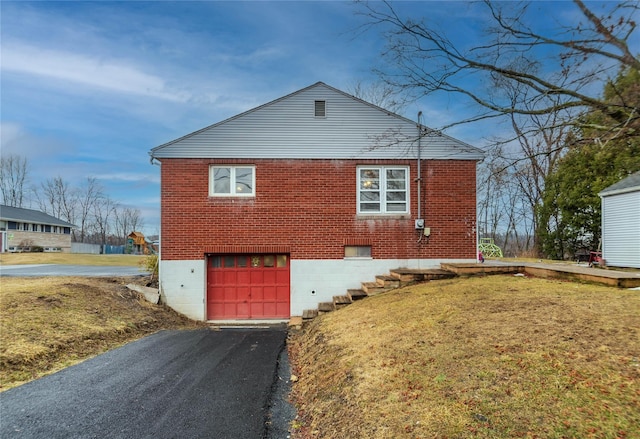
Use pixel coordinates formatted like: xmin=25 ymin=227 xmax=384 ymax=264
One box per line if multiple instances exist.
xmin=357 ymin=166 xmax=409 ymax=214
xmin=209 ymin=166 xmax=255 ymax=196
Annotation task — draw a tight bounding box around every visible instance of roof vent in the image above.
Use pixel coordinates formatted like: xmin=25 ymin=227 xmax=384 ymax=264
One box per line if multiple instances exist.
xmin=314 ymin=100 xmax=326 ymax=117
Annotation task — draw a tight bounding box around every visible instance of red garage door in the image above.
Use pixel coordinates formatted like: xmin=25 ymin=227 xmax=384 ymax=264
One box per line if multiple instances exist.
xmin=207 ymin=254 xmax=290 ymax=320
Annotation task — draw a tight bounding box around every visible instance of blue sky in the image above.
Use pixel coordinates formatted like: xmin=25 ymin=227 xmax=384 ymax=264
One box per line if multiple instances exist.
xmin=1 ymin=1 xmax=632 ymax=235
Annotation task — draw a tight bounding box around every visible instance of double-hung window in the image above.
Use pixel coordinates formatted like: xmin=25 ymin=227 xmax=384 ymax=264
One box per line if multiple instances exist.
xmin=358 ymin=166 xmax=409 ymax=214
xmin=209 ymin=165 xmax=255 ymax=196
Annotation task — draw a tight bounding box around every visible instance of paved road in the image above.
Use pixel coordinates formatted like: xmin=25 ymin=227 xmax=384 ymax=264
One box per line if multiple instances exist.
xmin=0 ymin=328 xmax=289 ymax=439
xmin=0 ymin=264 xmax=148 ymax=277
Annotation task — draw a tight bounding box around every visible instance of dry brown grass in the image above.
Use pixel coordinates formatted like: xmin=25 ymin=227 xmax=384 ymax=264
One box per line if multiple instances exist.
xmin=0 ymin=276 xmax=202 ymax=390
xmin=289 ymin=275 xmax=640 ymax=438
xmin=0 ymin=252 xmax=144 ymax=266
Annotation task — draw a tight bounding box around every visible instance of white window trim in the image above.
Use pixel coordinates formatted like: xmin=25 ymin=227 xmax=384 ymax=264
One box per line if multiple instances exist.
xmin=357 ymin=165 xmax=410 ymax=215
xmin=209 ymin=165 xmax=256 ymax=197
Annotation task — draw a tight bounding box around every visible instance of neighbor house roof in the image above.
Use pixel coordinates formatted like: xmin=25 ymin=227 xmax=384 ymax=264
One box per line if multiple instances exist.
xmin=150 ymin=82 xmax=484 ymax=161
xmin=0 ymin=205 xmax=76 ymax=228
xmin=599 ymin=171 xmax=640 ymax=197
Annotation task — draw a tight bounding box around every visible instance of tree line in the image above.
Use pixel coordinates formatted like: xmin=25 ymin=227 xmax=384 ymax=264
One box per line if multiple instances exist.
xmin=359 ymin=0 xmax=639 ymax=259
xmin=0 ymin=155 xmax=145 ymax=245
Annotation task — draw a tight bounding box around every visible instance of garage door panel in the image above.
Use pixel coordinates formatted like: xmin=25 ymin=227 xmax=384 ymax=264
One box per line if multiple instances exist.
xmin=224 ymin=287 xmax=237 ymax=301
xmin=263 ymin=302 xmax=277 ymax=317
xmin=263 ymin=286 xmax=276 ymax=301
xmin=276 ymin=286 xmax=289 ymax=300
xmin=237 ymin=286 xmax=250 ymax=300
xmin=236 ymin=302 xmax=250 ymax=318
xmin=223 ymin=271 xmax=237 ymax=283
xmin=237 ymin=270 xmax=250 ymax=283
xmin=250 ymin=286 xmax=264 ymax=300
xmin=210 ymin=270 xmax=224 ymax=284
xmin=250 ymin=302 xmax=263 ymax=317
xmin=207 ymin=254 xmax=290 ymax=320
xmin=209 ymin=303 xmax=225 ymax=317
xmin=223 ymin=303 xmax=236 ymax=318
xmin=263 ymin=271 xmax=276 ymax=283
xmin=276 ymin=302 xmax=289 ymax=316
xmin=250 ymin=271 xmax=264 ymax=283
xmin=276 ymin=271 xmax=288 ymax=283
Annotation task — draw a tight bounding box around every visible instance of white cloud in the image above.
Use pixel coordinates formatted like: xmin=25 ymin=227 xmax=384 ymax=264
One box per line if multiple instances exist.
xmin=94 ymin=172 xmax=160 ymax=185
xmin=2 ymin=42 xmax=191 ymax=102
xmin=0 ymin=122 xmax=22 ymax=146
xmin=0 ymin=122 xmax=68 ymax=159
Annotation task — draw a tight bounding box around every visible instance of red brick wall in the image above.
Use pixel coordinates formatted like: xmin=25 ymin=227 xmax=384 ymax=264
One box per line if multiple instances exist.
xmin=159 ymin=158 xmax=477 ymax=260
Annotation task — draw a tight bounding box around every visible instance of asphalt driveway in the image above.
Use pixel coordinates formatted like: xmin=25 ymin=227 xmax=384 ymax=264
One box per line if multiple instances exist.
xmin=0 ymin=328 xmax=290 ymax=439
xmin=0 ymin=264 xmax=149 ymax=277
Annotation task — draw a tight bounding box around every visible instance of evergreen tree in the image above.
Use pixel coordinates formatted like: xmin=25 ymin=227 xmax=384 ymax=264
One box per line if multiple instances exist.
xmin=537 ymin=67 xmax=640 ymax=259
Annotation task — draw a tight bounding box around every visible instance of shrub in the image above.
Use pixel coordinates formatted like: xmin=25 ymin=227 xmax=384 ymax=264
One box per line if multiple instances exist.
xmin=139 ymin=254 xmax=159 ymax=278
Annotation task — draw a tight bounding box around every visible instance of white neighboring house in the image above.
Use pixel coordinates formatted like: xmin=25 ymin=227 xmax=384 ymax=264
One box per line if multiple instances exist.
xmin=598 ymin=171 xmax=640 ymax=269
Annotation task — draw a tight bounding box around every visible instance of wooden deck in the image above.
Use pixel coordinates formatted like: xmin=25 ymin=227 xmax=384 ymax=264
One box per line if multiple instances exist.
xmin=443 ymin=261 xmax=640 ymax=288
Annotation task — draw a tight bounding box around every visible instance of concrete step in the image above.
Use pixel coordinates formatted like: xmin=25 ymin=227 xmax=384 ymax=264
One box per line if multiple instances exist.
xmin=347 ymin=289 xmax=368 ymax=301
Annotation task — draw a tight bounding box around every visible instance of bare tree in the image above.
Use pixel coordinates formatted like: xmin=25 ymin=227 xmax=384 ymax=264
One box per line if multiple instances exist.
xmin=359 ymin=0 xmax=639 ymax=139
xmin=348 ymin=79 xmax=409 ymax=114
xmin=0 ymin=154 xmax=29 ymax=207
xmin=92 ymin=195 xmax=116 ymax=245
xmin=76 ymin=177 xmax=104 ymax=243
xmin=481 ymin=70 xmax=571 ymax=254
xmin=35 ymin=177 xmax=77 ymax=221
xmin=359 ymin=1 xmax=639 ymax=256
xmin=114 ymin=206 xmax=144 ymax=245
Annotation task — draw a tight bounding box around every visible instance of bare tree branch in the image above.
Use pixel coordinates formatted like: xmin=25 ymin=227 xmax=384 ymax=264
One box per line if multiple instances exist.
xmin=358 ymin=0 xmax=639 ymax=137
xmin=0 ymin=155 xmax=29 ymax=208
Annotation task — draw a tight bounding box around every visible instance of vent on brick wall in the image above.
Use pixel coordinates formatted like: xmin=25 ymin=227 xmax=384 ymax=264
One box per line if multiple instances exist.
xmin=314 ymin=100 xmax=326 ymax=117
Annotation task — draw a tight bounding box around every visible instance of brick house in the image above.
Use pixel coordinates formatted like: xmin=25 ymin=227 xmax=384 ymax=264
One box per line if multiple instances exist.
xmin=0 ymin=205 xmax=75 ymax=253
xmin=149 ymin=82 xmax=484 ymax=321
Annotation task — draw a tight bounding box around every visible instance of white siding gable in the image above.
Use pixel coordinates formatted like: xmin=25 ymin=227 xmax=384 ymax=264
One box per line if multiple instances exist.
xmin=150 ymin=82 xmax=484 ymax=161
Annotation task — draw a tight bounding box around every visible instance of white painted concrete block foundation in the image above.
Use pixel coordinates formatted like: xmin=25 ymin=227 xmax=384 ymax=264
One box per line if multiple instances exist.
xmin=159 ymin=257 xmax=474 ymax=321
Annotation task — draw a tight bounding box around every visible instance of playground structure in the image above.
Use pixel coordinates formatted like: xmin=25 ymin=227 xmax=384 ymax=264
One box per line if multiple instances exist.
xmin=478 ymin=238 xmax=504 ymax=258
xmin=127 ymin=231 xmax=157 ymax=255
